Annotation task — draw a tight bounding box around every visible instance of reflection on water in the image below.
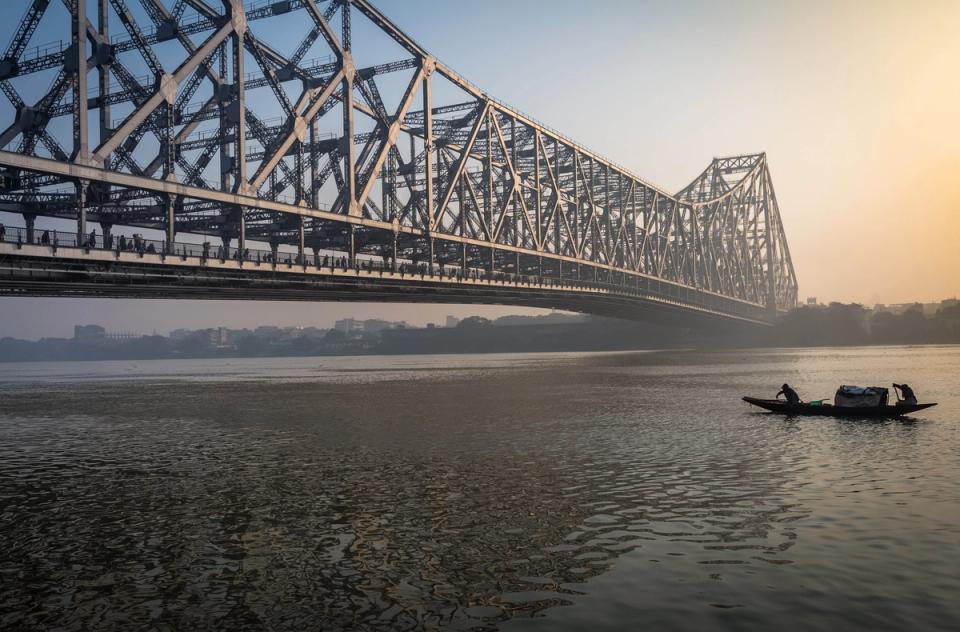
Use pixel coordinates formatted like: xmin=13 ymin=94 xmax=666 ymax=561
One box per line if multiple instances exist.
xmin=0 ymin=348 xmax=958 ymax=631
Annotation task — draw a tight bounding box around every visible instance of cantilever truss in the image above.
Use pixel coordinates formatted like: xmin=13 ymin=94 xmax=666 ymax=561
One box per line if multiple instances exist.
xmin=0 ymin=0 xmax=798 ymax=316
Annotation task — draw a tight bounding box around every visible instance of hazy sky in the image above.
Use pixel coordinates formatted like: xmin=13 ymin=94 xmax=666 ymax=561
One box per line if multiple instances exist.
xmin=1 ymin=0 xmax=958 ymax=339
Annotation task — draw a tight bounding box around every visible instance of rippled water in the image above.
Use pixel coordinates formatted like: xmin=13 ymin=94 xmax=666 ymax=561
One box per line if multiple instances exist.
xmin=1 ymin=347 xmax=958 ymax=631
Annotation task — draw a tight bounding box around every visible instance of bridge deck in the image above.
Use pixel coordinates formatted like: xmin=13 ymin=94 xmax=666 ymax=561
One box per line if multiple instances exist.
xmin=0 ymin=238 xmax=772 ymax=327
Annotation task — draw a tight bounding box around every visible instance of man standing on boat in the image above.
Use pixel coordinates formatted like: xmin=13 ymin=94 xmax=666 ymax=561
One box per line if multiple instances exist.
xmin=777 ymin=383 xmax=802 ymax=405
xmin=893 ymin=383 xmax=917 ymax=405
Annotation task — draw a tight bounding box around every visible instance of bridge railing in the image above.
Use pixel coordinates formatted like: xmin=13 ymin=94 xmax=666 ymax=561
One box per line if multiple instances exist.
xmin=0 ymin=224 xmax=770 ymax=322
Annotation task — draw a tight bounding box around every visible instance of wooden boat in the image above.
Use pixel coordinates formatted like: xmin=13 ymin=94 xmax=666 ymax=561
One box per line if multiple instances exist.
xmin=742 ymin=396 xmax=937 ymax=418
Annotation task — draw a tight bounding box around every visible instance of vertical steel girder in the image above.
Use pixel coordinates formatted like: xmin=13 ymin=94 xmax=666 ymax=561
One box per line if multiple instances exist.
xmin=0 ymin=0 xmax=798 ymax=316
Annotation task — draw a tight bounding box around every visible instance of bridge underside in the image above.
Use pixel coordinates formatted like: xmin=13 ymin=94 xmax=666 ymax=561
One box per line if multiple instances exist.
xmin=0 ymin=0 xmax=798 ymax=326
xmin=0 ymin=241 xmax=774 ymax=329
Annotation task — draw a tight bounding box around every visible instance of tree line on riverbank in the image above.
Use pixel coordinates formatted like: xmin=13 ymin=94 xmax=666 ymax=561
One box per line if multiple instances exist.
xmin=769 ymin=302 xmax=960 ymax=346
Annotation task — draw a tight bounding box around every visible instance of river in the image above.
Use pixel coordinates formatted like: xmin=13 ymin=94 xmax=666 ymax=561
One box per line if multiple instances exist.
xmin=1 ymin=347 xmax=958 ymax=631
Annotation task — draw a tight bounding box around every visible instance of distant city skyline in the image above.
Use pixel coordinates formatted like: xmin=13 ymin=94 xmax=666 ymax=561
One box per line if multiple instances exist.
xmin=0 ymin=297 xmax=549 ymax=340
xmin=2 ymin=296 xmax=958 ymax=342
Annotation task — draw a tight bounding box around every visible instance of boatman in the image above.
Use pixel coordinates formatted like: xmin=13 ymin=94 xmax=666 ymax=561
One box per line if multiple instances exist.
xmin=777 ymin=383 xmax=801 ymax=405
xmin=893 ymin=383 xmax=917 ymax=405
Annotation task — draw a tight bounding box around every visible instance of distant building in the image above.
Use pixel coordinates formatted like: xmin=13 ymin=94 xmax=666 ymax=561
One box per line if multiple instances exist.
xmin=335 ymin=318 xmax=359 ymax=333
xmin=334 ymin=318 xmax=404 ymax=334
xmin=806 ymin=297 xmax=817 ymax=305
xmin=254 ymin=325 xmax=283 ymax=340
xmin=362 ymin=319 xmax=392 ymax=334
xmin=73 ymin=324 xmax=106 ymax=344
xmin=883 ymin=303 xmax=921 ymax=316
xmin=169 ymin=328 xmax=192 ymax=341
xmin=445 ymin=315 xmax=460 ymax=328
xmin=107 ymin=331 xmax=138 ymax=341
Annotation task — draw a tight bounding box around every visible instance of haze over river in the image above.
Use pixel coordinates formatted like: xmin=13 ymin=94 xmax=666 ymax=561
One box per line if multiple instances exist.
xmin=1 ymin=347 xmax=958 ymax=631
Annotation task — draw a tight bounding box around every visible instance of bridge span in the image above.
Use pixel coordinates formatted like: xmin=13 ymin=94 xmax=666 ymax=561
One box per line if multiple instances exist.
xmin=0 ymin=0 xmax=797 ymax=326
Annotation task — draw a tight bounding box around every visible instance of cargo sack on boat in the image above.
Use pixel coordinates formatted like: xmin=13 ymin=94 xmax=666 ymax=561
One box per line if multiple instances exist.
xmin=834 ymin=385 xmax=889 ymax=407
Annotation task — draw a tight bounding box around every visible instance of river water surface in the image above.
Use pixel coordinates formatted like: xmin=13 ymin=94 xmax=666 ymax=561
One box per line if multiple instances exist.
xmin=1 ymin=347 xmax=958 ymax=631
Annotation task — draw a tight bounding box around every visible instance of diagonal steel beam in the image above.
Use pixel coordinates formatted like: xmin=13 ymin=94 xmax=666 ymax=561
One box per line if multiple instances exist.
xmin=92 ymin=20 xmax=233 ymax=164
xmin=356 ymin=67 xmax=424 ymax=213
xmin=248 ymin=69 xmax=344 ymax=191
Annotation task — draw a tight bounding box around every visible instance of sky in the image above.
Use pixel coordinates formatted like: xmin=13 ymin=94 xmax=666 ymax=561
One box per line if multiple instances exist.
xmin=1 ymin=0 xmax=959 ymax=339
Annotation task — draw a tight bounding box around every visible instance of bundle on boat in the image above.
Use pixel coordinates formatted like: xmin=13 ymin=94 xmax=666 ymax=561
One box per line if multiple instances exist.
xmin=834 ymin=386 xmax=888 ymax=408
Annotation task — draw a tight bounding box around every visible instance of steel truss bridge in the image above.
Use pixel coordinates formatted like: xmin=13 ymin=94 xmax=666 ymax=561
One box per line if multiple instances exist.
xmin=0 ymin=0 xmax=798 ymax=326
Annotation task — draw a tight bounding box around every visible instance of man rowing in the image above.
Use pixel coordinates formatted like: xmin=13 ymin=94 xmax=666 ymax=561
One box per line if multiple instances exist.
xmin=893 ymin=383 xmax=917 ymax=406
xmin=776 ymin=383 xmax=801 ymax=405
